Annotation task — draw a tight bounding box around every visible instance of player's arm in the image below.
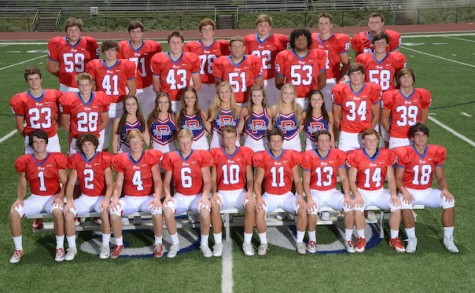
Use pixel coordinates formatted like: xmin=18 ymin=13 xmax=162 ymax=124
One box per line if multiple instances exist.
xmin=60 ymin=113 xmax=71 ymax=134
xmin=338 ymin=166 xmax=354 ymax=208
xmin=153 ymin=75 xmax=161 ymax=93
xmin=332 ymin=103 xmax=342 ymax=130
xmin=99 ymin=111 xmax=109 ymax=132
xmin=14 ymin=116 xmax=26 ymax=137
xmin=126 ymin=78 xmax=137 ymax=98
xmin=420 ymin=107 xmax=429 ymax=125
xmin=64 ymin=169 xmax=78 ymax=212
xmin=150 ymin=164 xmax=163 ymax=208
xmin=163 ymin=170 xmax=173 ymax=201
xmin=348 ymin=167 xmax=364 ymax=207
xmin=292 ymin=164 xmax=306 ymax=211
xmin=317 ymin=70 xmax=327 ymax=90
xmin=12 ymin=172 xmax=27 ymax=208
xmin=253 ymin=167 xmax=266 ymax=209
xmin=101 ymin=166 xmax=114 ymax=214
xmin=54 ymin=169 xmax=69 ymax=206
xmin=191 ymin=72 xmax=201 ymax=92
xmin=111 ymin=172 xmax=124 ymax=209
xmin=395 ymin=164 xmax=413 ymax=204
xmin=46 ymin=59 xmax=59 ymax=77
xmin=435 ymin=165 xmax=455 ymax=202
xmin=254 ymin=75 xmax=264 ymax=87
xmin=275 ymin=75 xmax=285 ymax=90
xmin=111 ymin=118 xmax=121 ymax=155
xmin=302 ymin=170 xmax=315 ymax=212
xmin=386 ymin=165 xmax=400 ymax=207
xmin=381 ymin=108 xmax=391 ymax=132
xmin=337 ymin=53 xmax=350 ymax=83
xmin=210 ymin=166 xmax=219 ymax=199
xmin=245 ymin=165 xmax=254 ymax=199
xmin=370 ymin=102 xmax=380 ymax=129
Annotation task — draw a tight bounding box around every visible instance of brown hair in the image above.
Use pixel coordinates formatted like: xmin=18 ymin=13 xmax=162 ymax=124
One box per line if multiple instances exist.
xmin=115 ymin=96 xmax=146 ymax=135
xmin=24 ymin=66 xmax=42 ymax=81
xmin=64 ymin=17 xmax=83 ymax=32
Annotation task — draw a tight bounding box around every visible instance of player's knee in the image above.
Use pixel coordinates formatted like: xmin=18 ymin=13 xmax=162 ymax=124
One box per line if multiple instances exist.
xmin=442 ymin=199 xmax=455 ymax=209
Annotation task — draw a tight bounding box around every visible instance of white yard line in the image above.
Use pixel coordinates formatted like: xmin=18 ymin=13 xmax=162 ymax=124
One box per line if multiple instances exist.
xmin=444 ymin=36 xmax=475 ymax=43
xmin=402 ymin=47 xmax=475 ymax=68
xmin=0 ymin=130 xmax=18 ymax=143
xmin=461 ymin=112 xmax=472 ymax=117
xmin=0 ymin=54 xmax=47 ymax=71
xmin=221 ymin=240 xmax=234 ymax=293
xmin=429 ymin=116 xmax=475 ymax=147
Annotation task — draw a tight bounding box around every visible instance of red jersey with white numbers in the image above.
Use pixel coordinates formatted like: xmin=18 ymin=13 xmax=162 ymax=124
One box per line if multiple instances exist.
xmin=311 ymin=33 xmax=350 ymax=79
xmin=347 ymin=148 xmax=395 ymax=190
xmin=356 ymin=52 xmax=406 ymax=91
xmin=301 ymin=148 xmax=347 ymax=191
xmin=68 ymin=152 xmax=112 ymax=196
xmin=184 ymin=40 xmax=230 ymax=84
xmin=210 ymin=146 xmax=254 ymax=191
xmin=351 ymin=30 xmax=401 ymax=54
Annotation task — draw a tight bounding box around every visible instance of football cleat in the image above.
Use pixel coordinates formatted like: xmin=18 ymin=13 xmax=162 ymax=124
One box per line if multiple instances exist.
xmin=167 ymin=244 xmax=180 ymax=258
xmin=10 ymin=249 xmax=23 ymax=264
xmin=111 ymin=245 xmax=124 ymax=259
xmin=296 ymin=242 xmax=306 ymax=255
xmin=306 ymin=240 xmax=318 ymax=253
xmin=389 ymin=237 xmax=405 ymax=253
xmin=99 ymin=245 xmax=110 ymax=259
xmin=242 ymin=242 xmax=255 ymax=256
xmin=275 ymin=212 xmax=285 ymax=221
xmin=200 ymin=244 xmax=213 ymax=258
xmin=55 ymin=248 xmax=65 ymax=262
xmin=154 ymin=243 xmax=164 ymax=258
xmin=212 ymin=243 xmax=223 ymax=257
xmin=405 ymin=237 xmax=417 ymax=253
xmin=345 ymin=240 xmax=355 ymax=254
xmin=443 ymin=236 xmax=459 ymax=253
xmin=320 ymin=212 xmax=331 ymax=221
xmin=65 ymin=247 xmax=78 ymax=261
xmin=355 ymin=237 xmax=366 ymax=253
xmin=32 ymin=218 xmax=43 ymax=230
xmin=258 ymin=243 xmax=268 ymax=256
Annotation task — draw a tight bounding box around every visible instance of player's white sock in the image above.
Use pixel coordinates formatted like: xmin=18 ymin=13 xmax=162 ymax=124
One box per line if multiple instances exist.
xmin=154 ymin=235 xmax=163 ymax=245
xmin=170 ymin=233 xmax=179 ymax=245
xmin=213 ymin=233 xmax=222 ymax=245
xmin=115 ymin=236 xmax=124 ymax=246
xmin=443 ymin=226 xmax=454 ymax=238
xmin=66 ymin=235 xmax=76 ymax=249
xmin=243 ymin=233 xmax=253 ymax=243
xmin=405 ymin=227 xmax=416 ymax=239
xmin=201 ymin=234 xmax=209 ymax=246
xmin=12 ymin=236 xmax=22 ymax=250
xmin=102 ymin=233 xmax=111 ymax=246
xmin=56 ymin=235 xmax=65 ymax=249
xmin=308 ymin=231 xmax=316 ymax=242
xmin=258 ymin=232 xmax=267 ymax=244
xmin=356 ymin=229 xmax=365 ymax=238
xmin=296 ymin=230 xmax=305 ymax=243
xmin=345 ymin=229 xmax=353 ymax=241
xmin=390 ymin=230 xmax=399 ymax=239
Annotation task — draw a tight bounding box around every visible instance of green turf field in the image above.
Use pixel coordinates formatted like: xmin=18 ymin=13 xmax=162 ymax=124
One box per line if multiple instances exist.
xmin=0 ymin=34 xmax=474 ymax=292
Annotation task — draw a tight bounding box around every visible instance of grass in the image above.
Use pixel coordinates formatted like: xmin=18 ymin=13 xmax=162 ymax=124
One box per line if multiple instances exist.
xmin=0 ymin=34 xmax=474 ymax=292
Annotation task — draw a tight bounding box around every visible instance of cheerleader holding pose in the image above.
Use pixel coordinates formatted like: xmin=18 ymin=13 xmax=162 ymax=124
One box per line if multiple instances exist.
xmin=147 ymin=92 xmax=177 ymax=153
xmin=302 ymin=90 xmax=334 ymax=150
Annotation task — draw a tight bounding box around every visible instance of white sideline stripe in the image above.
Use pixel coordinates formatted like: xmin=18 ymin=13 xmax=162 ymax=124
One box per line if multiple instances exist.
xmin=444 ymin=36 xmax=475 ymax=43
xmin=0 ymin=130 xmax=17 ymax=143
xmin=403 ymin=33 xmax=475 ymax=38
xmin=402 ymin=47 xmax=475 ymax=68
xmin=0 ymin=54 xmax=47 ymax=71
xmin=0 ymin=42 xmax=48 ymax=45
xmin=461 ymin=112 xmax=472 ymax=117
xmin=221 ymin=240 xmax=233 ymax=293
xmin=429 ymin=116 xmax=475 ymax=147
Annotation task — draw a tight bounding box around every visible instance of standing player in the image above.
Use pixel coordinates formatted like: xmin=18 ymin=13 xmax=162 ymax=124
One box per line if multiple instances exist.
xmin=151 ymin=31 xmax=201 ymax=113
xmin=9 ymin=130 xmax=68 ymax=263
xmin=210 ymin=126 xmax=255 ymax=256
xmin=301 ymin=130 xmax=353 ymax=253
xmin=381 ymin=68 xmax=431 ymax=149
xmin=213 ymin=35 xmax=264 ymax=105
xmin=332 ymin=64 xmax=381 ymax=152
xmin=63 ymin=134 xmax=114 ymax=260
xmin=351 ymin=12 xmax=401 ymax=57
xmin=253 ymin=128 xmax=308 ymax=255
xmin=346 ymin=129 xmax=404 ymax=253
xmin=118 ymin=20 xmax=163 ymax=118
xmin=10 ymin=66 xmax=62 ymax=154
xmin=244 ymin=14 xmax=289 ymax=105
xmin=275 ymin=28 xmax=327 ymax=110
xmin=59 ymin=73 xmax=110 ymax=154
xmin=46 ymin=17 xmax=99 ymax=92
xmin=394 ymin=123 xmax=458 ymax=253
xmin=184 ymin=18 xmax=230 ymax=110
xmin=311 ymin=13 xmax=351 ymax=111
xmin=161 ymin=129 xmax=214 ymax=257
xmin=86 ymin=40 xmax=136 ymax=150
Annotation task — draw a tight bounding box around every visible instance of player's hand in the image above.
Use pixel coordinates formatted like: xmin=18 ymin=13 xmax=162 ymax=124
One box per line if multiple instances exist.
xmin=199 ymin=196 xmax=211 ymax=212
xmin=390 ymin=195 xmax=401 ymax=207
xmin=53 ymin=197 xmax=64 ymax=208
xmin=441 ymin=189 xmax=455 ymax=203
xmin=244 ymin=195 xmax=256 ymax=209
xmin=256 ymin=197 xmax=266 ymax=211
xmin=343 ymin=197 xmax=355 ymax=209
xmin=307 ymin=198 xmax=317 ymax=214
xmin=11 ymin=199 xmax=24 ymax=210
xmin=64 ymin=201 xmax=75 ymax=215
xmin=401 ymin=191 xmax=414 ymax=205
xmin=354 ymin=195 xmax=365 ymax=208
xmin=109 ymin=198 xmax=121 ymax=212
xmin=296 ymin=197 xmax=307 ymax=212
xmin=210 ymin=193 xmax=221 ymax=208
xmin=150 ymin=197 xmax=163 ymax=211
xmin=100 ymin=201 xmax=110 ymax=215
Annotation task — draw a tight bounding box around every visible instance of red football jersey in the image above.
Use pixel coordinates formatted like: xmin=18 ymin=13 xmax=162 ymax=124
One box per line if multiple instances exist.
xmin=332 ymin=82 xmax=381 ymax=133
xmin=275 ymin=49 xmax=327 ymax=98
xmin=382 ymin=88 xmax=432 ymax=139
xmin=253 ymin=150 xmax=301 ymax=195
xmin=311 ymin=33 xmax=351 ymax=79
xmin=394 ymin=145 xmax=446 ymax=190
xmin=347 ymin=148 xmax=395 ymax=191
xmin=210 ymin=146 xmax=254 ymax=191
xmin=161 ymin=150 xmax=212 ymax=196
xmin=15 ymin=152 xmax=68 ymax=196
xmin=301 ymin=148 xmax=347 ymax=191
xmin=112 ymin=150 xmax=162 ymax=196
xmin=213 ymin=55 xmax=263 ymax=103
xmin=9 ymin=89 xmax=62 ymax=137
xmin=150 ymin=52 xmax=200 ymax=101
xmin=184 ymin=40 xmax=230 ymax=84
xmin=68 ymin=152 xmax=112 ymax=196
xmin=351 ymin=30 xmax=401 ymax=54
xmin=59 ymin=91 xmax=110 ymax=138
xmin=47 ymin=36 xmax=99 ymax=87
xmin=244 ymin=33 xmax=289 ymax=80
xmin=86 ymin=59 xmax=136 ymax=103
xmin=117 ymin=40 xmax=162 ymax=89
xmin=356 ymin=52 xmax=406 ymax=91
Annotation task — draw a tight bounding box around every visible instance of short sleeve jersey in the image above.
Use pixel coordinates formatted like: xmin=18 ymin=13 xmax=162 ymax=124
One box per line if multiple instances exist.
xmin=210 ymin=146 xmax=254 ymax=191
xmin=351 ymin=30 xmax=401 ymax=54
xmin=356 ymin=52 xmax=406 ymax=91
xmin=311 ymin=33 xmax=351 ymax=79
xmin=346 ymin=148 xmax=395 ymax=190
xmin=68 ymin=152 xmax=112 ymax=196
xmin=301 ymin=148 xmax=347 ymax=191
xmin=184 ymin=40 xmax=230 ymax=84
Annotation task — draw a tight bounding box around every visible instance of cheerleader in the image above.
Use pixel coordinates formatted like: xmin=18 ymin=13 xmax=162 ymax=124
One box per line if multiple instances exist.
xmin=148 ymin=92 xmax=176 ymax=153
xmin=302 ymin=90 xmax=334 ymax=150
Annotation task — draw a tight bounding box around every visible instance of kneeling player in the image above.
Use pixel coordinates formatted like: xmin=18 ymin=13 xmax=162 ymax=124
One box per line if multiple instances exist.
xmin=394 ymin=123 xmax=458 ymax=253
xmin=253 ymin=128 xmax=307 ymax=255
xmin=302 ymin=130 xmax=354 ymax=253
xmin=109 ymin=130 xmax=172 ymax=258
xmin=162 ymin=129 xmax=213 ymax=257
xmin=64 ymin=134 xmax=113 ymax=260
xmin=210 ymin=126 xmax=255 ymax=256
xmin=9 ymin=130 xmax=68 ymax=263
xmin=346 ymin=129 xmax=404 ymax=253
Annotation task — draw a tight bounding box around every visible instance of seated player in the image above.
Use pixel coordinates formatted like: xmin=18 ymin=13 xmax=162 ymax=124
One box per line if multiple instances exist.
xmin=109 ymin=130 xmax=173 ymax=259
xmin=346 ymin=129 xmax=404 ymax=253
xmin=210 ymin=126 xmax=255 ymax=256
xmin=394 ymin=123 xmax=458 ymax=253
xmin=63 ymin=134 xmax=114 ymax=260
xmin=253 ymin=128 xmax=308 ymax=255
xmin=162 ymin=129 xmax=213 ymax=257
xmin=301 ymin=130 xmax=353 ymax=253
xmin=9 ymin=130 xmax=68 ymax=263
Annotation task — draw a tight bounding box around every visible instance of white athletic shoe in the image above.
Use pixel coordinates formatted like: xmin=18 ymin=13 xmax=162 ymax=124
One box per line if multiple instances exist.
xmin=320 ymin=212 xmax=331 ymax=221
xmin=406 ymin=237 xmax=418 ymax=253
xmin=242 ymin=242 xmax=255 ymax=256
xmin=65 ymin=248 xmax=77 ymax=261
xmin=275 ymin=212 xmax=285 ymax=221
xmin=55 ymin=248 xmax=65 ymax=262
xmin=296 ymin=242 xmax=306 ymax=255
xmin=99 ymin=245 xmax=110 ymax=259
xmin=10 ymin=250 xmax=23 ymax=264
xmin=345 ymin=240 xmax=355 ymax=254
xmin=213 ymin=243 xmax=223 ymax=257
xmin=443 ymin=236 xmax=459 ymax=253
xmin=167 ymin=244 xmax=180 ymax=258
xmin=258 ymin=243 xmax=268 ymax=256
xmin=306 ymin=240 xmax=317 ymax=253
xmin=200 ymin=244 xmax=213 ymax=258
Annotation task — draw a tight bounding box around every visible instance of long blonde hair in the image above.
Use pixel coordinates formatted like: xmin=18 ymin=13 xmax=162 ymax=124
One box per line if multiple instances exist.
xmin=208 ymin=81 xmax=239 ymax=121
xmin=276 ymin=83 xmax=301 ymax=118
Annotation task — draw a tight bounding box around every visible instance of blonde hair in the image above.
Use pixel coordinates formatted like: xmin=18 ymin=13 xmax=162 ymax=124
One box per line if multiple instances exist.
xmin=277 ymin=83 xmax=301 ymax=118
xmin=248 ymin=85 xmax=267 ymax=109
xmin=255 ymin=14 xmax=273 ymax=26
xmin=177 ymin=129 xmax=193 ymax=140
xmin=208 ymin=82 xmax=239 ymax=121
xmin=126 ymin=129 xmax=144 ymax=142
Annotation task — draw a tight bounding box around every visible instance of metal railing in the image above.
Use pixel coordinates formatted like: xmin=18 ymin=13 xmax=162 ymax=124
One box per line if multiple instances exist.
xmin=55 ymin=9 xmax=62 ymax=31
xmin=31 ymin=8 xmax=39 ymax=31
